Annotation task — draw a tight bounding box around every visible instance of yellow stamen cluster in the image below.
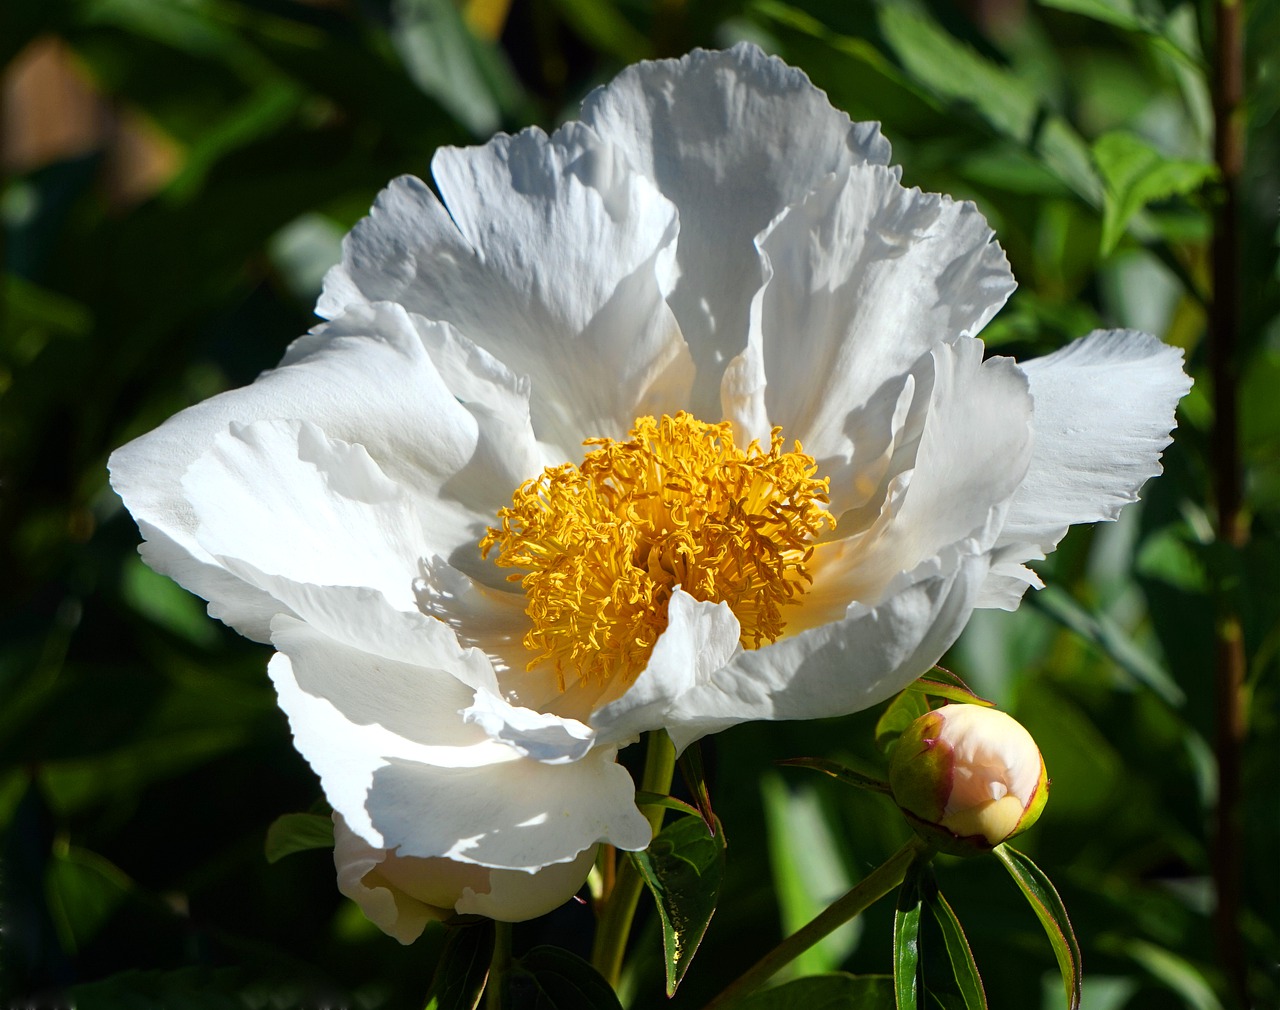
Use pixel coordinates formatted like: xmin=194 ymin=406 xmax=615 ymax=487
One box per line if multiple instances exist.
xmin=480 ymin=412 xmax=834 ymax=690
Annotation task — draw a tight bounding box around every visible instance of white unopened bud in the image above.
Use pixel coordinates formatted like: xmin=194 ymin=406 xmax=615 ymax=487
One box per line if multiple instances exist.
xmin=889 ymin=705 xmax=1049 ymax=854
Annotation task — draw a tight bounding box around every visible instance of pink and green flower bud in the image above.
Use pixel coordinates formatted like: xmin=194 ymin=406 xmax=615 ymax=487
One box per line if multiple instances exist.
xmin=889 ymin=704 xmax=1049 ymax=855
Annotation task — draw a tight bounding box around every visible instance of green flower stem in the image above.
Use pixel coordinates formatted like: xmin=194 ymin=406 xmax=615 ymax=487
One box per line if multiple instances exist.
xmin=485 ymin=921 xmax=512 ymax=1010
xmin=590 ymin=730 xmax=677 ymax=987
xmin=703 ymin=836 xmax=931 ymax=1010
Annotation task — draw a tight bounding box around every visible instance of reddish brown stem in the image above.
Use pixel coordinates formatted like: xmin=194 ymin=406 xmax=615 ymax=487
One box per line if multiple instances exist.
xmin=1210 ymin=0 xmax=1249 ymax=1005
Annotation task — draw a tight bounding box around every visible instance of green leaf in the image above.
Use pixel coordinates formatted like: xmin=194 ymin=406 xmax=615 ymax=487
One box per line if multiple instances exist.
xmin=389 ymin=0 xmax=525 ymax=136
xmin=893 ymin=859 xmax=927 ymax=1010
xmin=428 ymin=920 xmax=495 ymax=1010
xmin=1030 ymin=584 xmax=1185 ymax=706
xmin=546 ymin=0 xmax=649 ymax=63
xmin=875 ymin=4 xmax=1101 ymax=205
xmin=678 ymin=739 xmax=719 ymax=835
xmin=994 ymin=846 xmax=1082 ymax=1010
xmin=907 ymin=667 xmax=994 ymax=708
xmin=508 ymin=946 xmax=622 ymax=1010
xmin=761 ymin=774 xmax=858 ymax=978
xmin=736 ymin=973 xmax=895 ymax=1009
xmin=1092 ymin=131 xmax=1216 ymax=253
xmin=777 ymin=756 xmax=892 ymax=795
xmin=633 ymin=790 xmax=702 ymax=820
xmin=264 ymin=812 xmax=334 ymax=863
xmin=629 ymin=812 xmax=727 ymax=995
xmin=46 ymin=842 xmax=132 ymax=951
xmin=875 ymin=691 xmax=930 ymax=755
xmin=925 ymin=887 xmax=987 ymax=1010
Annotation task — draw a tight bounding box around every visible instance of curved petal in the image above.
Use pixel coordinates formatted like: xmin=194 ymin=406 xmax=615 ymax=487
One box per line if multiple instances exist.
xmin=657 ymin=551 xmax=991 ymax=752
xmin=364 ymin=748 xmax=650 ymax=868
xmin=108 ymin=303 xmax=526 ymax=639
xmin=731 ymin=164 xmax=1015 ymax=506
xmin=319 ymin=122 xmax=690 ymax=454
xmin=581 ymin=43 xmax=893 ymax=415
xmin=334 ymin=813 xmax=467 ymax=942
xmin=333 ymin=814 xmax=594 ymax=936
xmin=185 ymin=419 xmax=440 ymax=613
xmin=456 ymin=846 xmax=597 ymax=921
xmin=590 ymin=589 xmax=742 ymax=746
xmin=978 ymin=329 xmax=1191 ymax=609
xmin=269 ymin=611 xmax=650 ymax=867
xmin=806 ymin=339 xmax=1033 ymax=612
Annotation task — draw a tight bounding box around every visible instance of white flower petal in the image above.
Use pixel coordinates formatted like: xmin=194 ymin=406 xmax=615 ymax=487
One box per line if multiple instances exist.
xmin=185 ymin=419 xmax=435 ymax=612
xmin=456 ymin=846 xmax=597 ymax=921
xmin=581 ymin=43 xmax=893 ymax=415
xmin=364 ymin=748 xmax=650 ymax=868
xmin=979 ymin=329 xmax=1191 ymax=609
xmin=333 ymin=814 xmax=594 ymax=935
xmin=590 ymin=589 xmax=742 ymax=746
xmin=656 ymin=552 xmax=991 ymax=751
xmin=463 ymin=689 xmax=596 ymax=765
xmin=320 ymin=123 xmax=691 ymax=452
xmin=333 ymin=813 xmax=463 ymax=943
xmin=809 ymin=339 xmax=1033 ymax=609
xmin=108 ymin=303 xmax=511 ymax=639
xmin=270 ymin=611 xmax=649 ymax=866
xmin=734 ymin=165 xmax=1015 ymax=487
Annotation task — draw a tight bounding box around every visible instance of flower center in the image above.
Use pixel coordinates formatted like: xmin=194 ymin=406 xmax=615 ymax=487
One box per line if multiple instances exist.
xmin=480 ymin=412 xmax=834 ymax=691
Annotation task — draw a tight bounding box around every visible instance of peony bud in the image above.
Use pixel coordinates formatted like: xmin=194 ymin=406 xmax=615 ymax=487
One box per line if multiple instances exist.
xmin=332 ymin=815 xmax=597 ymax=942
xmin=889 ymin=704 xmax=1049 ymax=855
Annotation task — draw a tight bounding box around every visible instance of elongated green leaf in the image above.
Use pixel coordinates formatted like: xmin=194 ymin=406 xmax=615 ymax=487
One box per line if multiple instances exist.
xmin=508 ymin=947 xmax=621 ymax=1010
xmin=264 ymin=812 xmax=333 ymax=863
xmin=46 ymin=843 xmax=132 ymax=951
xmin=893 ymin=860 xmax=927 ymax=1010
xmin=777 ymin=756 xmax=892 ymax=795
xmin=428 ymin=920 xmax=494 ymax=1010
xmin=761 ymin=774 xmax=858 ymax=977
xmin=678 ymin=740 xmax=718 ymax=834
xmin=925 ymin=888 xmax=987 ymax=1010
xmin=634 ymin=790 xmax=702 ymax=820
xmin=995 ymin=847 xmax=1082 ymax=1010
xmin=1093 ymin=131 xmax=1216 ymax=253
xmin=630 ymin=813 xmax=726 ymax=995
xmin=1031 ymin=585 xmax=1185 ymax=706
xmin=737 ymin=973 xmax=895 ymax=1009
xmin=876 ymin=691 xmax=930 ymax=755
xmin=907 ymin=667 xmax=994 ymax=708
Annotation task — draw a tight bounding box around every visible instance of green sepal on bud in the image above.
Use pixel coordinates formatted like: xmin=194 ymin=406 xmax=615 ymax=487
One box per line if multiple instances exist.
xmin=889 ymin=704 xmax=1049 ymax=856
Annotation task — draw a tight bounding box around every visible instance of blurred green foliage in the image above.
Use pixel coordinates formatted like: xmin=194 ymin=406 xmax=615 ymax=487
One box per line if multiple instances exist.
xmin=1 ymin=0 xmax=1277 ymax=1007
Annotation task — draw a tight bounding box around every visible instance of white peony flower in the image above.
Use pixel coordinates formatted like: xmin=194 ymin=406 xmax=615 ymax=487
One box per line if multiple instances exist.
xmin=108 ymin=45 xmax=1190 ymax=928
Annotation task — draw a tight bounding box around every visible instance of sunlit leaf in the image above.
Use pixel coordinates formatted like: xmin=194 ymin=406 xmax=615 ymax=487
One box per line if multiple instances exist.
xmin=630 ymin=813 xmax=726 ymax=995
xmin=893 ymin=858 xmax=927 ymax=1009
xmin=508 ymin=946 xmax=621 ymax=1010
xmin=761 ymin=774 xmax=858 ymax=977
xmin=906 ymin=666 xmax=994 ymax=707
xmin=390 ymin=0 xmax=524 ymax=136
xmin=995 ymin=846 xmax=1082 ymax=1010
xmin=264 ymin=812 xmax=334 ymax=863
xmin=926 ymin=886 xmax=987 ymax=1010
xmin=1092 ymin=131 xmax=1215 ymax=253
xmin=875 ymin=691 xmax=930 ymax=755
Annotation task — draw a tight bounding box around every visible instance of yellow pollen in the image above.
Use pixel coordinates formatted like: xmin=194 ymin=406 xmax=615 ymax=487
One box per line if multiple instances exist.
xmin=480 ymin=412 xmax=834 ymax=691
